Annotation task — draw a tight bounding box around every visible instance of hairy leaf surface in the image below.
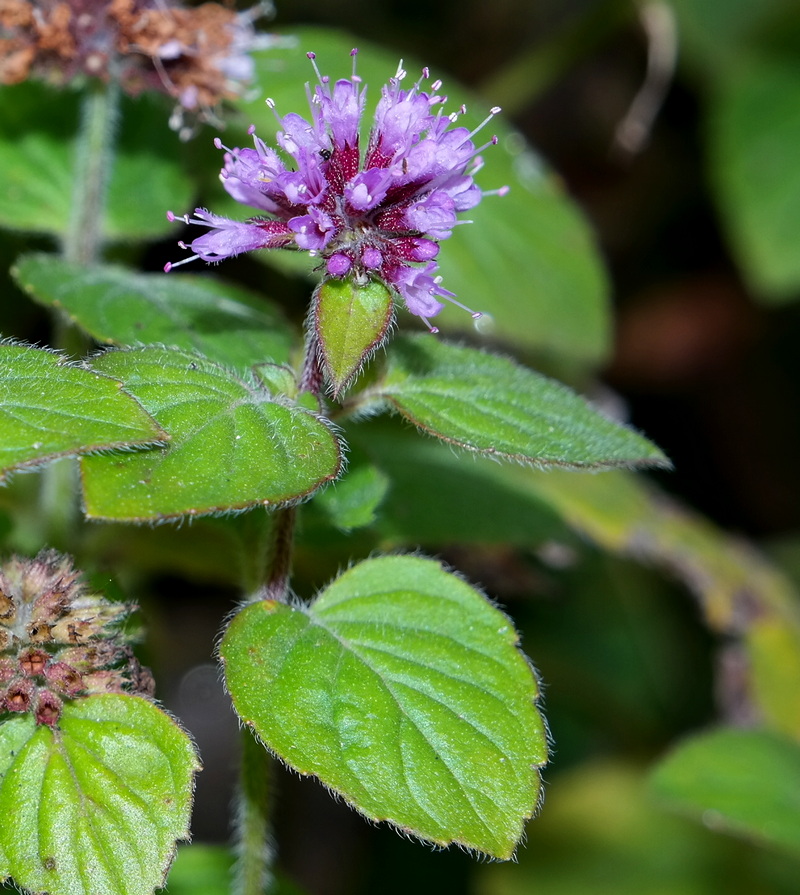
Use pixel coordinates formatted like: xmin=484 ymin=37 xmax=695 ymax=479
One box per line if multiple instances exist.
xmin=362 ymin=336 xmax=667 ymax=469
xmin=221 ymin=555 xmax=547 ymax=859
xmin=0 ymin=343 xmax=166 ymax=482
xmin=81 ymin=347 xmax=342 ymax=521
xmin=0 ymin=695 xmax=200 ymax=895
xmin=13 ymin=254 xmax=295 ymax=370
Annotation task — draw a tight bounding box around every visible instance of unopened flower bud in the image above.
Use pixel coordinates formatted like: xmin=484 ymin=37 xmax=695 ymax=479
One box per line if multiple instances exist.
xmin=0 ymin=550 xmax=156 ymax=725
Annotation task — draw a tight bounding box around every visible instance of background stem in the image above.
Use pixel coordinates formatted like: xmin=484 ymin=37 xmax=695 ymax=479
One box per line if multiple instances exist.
xmin=233 ymin=727 xmax=275 ymax=895
xmin=42 ymin=79 xmax=119 ymax=549
xmin=62 ymin=78 xmax=119 ymax=266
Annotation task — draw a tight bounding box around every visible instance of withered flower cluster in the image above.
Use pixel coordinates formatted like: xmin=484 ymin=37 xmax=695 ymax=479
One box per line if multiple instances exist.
xmin=0 ymin=550 xmax=154 ymax=727
xmin=0 ymin=0 xmax=275 ymax=133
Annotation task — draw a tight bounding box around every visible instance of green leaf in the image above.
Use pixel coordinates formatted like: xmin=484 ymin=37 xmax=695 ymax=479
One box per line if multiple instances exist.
xmin=347 ymin=420 xmax=572 ymax=546
xmin=13 ymin=254 xmax=296 ymax=369
xmin=0 ymin=84 xmax=191 ymax=241
xmin=360 ymin=336 xmax=667 ymax=469
xmin=314 ymin=277 xmax=393 ymax=397
xmin=651 ymin=728 xmax=800 ymax=856
xmin=670 ymin=0 xmax=793 ymax=69
xmin=312 ymin=455 xmax=389 ymax=531
xmin=0 ymin=343 xmax=166 ymax=482
xmin=80 ymin=347 xmax=342 ymax=521
xmin=0 ymin=694 xmax=200 ymax=895
xmin=238 ymin=29 xmax=611 ymax=364
xmin=220 ymin=555 xmax=547 ymax=859
xmin=708 ymin=56 xmax=800 ymax=301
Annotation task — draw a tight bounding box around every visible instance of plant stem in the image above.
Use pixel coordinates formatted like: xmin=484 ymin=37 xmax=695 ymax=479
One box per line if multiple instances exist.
xmin=232 ymin=318 xmax=326 ymax=888
xmin=42 ymin=79 xmax=119 ymax=549
xmin=257 ymin=505 xmax=296 ymax=603
xmin=233 ymin=727 xmax=275 ymax=895
xmin=62 ymin=78 xmax=120 ymax=266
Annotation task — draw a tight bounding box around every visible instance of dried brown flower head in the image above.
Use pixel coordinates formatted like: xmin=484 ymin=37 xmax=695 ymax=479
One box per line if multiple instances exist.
xmin=0 ymin=549 xmax=155 ymax=727
xmin=0 ymin=0 xmax=282 ymax=136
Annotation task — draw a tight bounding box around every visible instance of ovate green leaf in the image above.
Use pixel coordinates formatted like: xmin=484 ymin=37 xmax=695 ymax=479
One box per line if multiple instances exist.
xmin=0 ymin=343 xmax=166 ymax=482
xmin=81 ymin=347 xmax=342 ymax=521
xmin=314 ymin=277 xmax=393 ymax=397
xmin=0 ymin=695 xmax=200 ymax=895
xmin=651 ymin=728 xmax=800 ymax=856
xmin=13 ymin=254 xmax=295 ymax=370
xmin=221 ymin=555 xmax=547 ymax=859
xmin=362 ymin=336 xmax=667 ymax=469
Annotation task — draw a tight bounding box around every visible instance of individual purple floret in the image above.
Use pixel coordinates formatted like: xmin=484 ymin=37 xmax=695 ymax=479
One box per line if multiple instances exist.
xmin=166 ymin=50 xmax=506 ymax=331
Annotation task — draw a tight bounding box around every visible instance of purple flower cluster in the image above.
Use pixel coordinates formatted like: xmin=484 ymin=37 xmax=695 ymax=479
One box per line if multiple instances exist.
xmin=166 ymin=51 xmax=505 ymax=330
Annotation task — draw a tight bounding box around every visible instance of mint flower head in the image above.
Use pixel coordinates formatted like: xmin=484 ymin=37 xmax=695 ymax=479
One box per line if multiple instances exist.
xmin=166 ymin=51 xmax=506 ymax=330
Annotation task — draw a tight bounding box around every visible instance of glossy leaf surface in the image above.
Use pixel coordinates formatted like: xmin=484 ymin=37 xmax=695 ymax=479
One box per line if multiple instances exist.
xmin=0 ymin=343 xmax=165 ymax=482
xmin=0 ymin=695 xmax=199 ymax=895
xmin=13 ymin=254 xmax=295 ymax=370
xmin=362 ymin=336 xmax=667 ymax=469
xmin=221 ymin=555 xmax=547 ymax=859
xmin=81 ymin=348 xmax=342 ymax=521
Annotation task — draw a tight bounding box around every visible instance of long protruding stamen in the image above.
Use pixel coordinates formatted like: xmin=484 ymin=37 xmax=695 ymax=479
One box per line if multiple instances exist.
xmin=306 ymin=51 xmax=327 ymax=86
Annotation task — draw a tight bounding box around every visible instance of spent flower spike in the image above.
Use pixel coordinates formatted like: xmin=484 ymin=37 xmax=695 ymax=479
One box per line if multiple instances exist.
xmin=166 ymin=50 xmax=506 ymax=329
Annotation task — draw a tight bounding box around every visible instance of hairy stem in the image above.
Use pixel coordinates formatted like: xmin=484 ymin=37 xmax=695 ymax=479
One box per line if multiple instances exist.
xmin=233 ymin=727 xmax=275 ymax=895
xmin=256 ymin=505 xmax=297 ymax=603
xmin=62 ymin=78 xmax=120 ymax=266
xmin=232 ymin=317 xmax=326 ymax=884
xmin=42 ymin=79 xmax=119 ymax=549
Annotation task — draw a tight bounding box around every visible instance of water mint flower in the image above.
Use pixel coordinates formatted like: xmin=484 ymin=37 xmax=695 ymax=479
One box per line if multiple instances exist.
xmin=166 ymin=51 xmax=506 ymax=330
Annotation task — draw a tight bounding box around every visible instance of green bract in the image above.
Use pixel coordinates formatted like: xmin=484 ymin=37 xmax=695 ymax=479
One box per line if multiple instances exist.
xmin=220 ymin=555 xmax=547 ymax=859
xmin=0 ymin=343 xmax=166 ymax=482
xmin=80 ymin=347 xmax=342 ymax=521
xmin=314 ymin=277 xmax=394 ymax=397
xmin=0 ymin=695 xmax=200 ymax=895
